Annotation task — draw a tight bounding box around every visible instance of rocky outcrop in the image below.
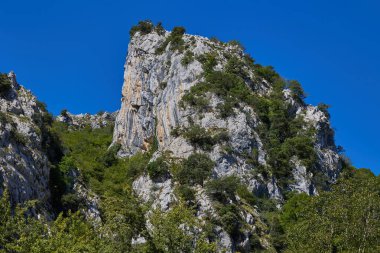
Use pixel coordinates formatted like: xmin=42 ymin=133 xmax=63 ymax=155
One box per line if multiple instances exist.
xmin=0 ymin=72 xmax=52 ymax=213
xmin=56 ymin=111 xmax=117 ymax=129
xmin=112 ymin=27 xmax=342 ymax=252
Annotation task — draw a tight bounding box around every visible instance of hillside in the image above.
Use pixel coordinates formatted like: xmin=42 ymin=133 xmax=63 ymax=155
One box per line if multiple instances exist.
xmin=0 ymin=21 xmax=379 ymax=252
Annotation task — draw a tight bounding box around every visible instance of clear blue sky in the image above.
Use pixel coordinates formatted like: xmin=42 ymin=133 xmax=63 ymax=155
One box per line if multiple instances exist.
xmin=0 ymin=0 xmax=379 ymax=174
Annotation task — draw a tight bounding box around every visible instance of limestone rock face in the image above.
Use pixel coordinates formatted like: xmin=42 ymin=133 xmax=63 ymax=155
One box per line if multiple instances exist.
xmin=0 ymin=72 xmax=51 ymax=212
xmin=112 ymin=29 xmax=342 ymax=251
xmin=56 ymin=111 xmax=117 ymax=129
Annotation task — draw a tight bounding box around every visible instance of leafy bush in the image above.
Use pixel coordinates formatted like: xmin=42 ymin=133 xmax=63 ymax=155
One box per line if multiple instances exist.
xmin=227 ymin=40 xmax=245 ymax=50
xmin=197 ymin=52 xmax=218 ymax=73
xmin=60 ymin=109 xmax=69 ymax=117
xmin=281 ymin=169 xmax=380 ymax=252
xmin=287 ymin=80 xmax=306 ymax=104
xmin=176 ymin=184 xmax=196 ymax=204
xmin=10 ymin=129 xmax=28 ymax=145
xmin=154 ymin=21 xmax=165 ymax=35
xmin=155 ymin=26 xmax=186 ymax=54
xmin=225 ymin=56 xmax=248 ymax=79
xmin=181 ymin=124 xmax=229 ymax=151
xmin=0 ymin=73 xmax=11 ymax=97
xmin=181 ymin=50 xmax=194 ymax=66
xmin=217 ymin=204 xmax=242 ymax=238
xmin=254 ymin=65 xmax=280 ymax=83
xmin=206 ymin=176 xmax=240 ymax=202
xmin=159 ymin=81 xmax=167 ymax=89
xmin=0 ymin=112 xmax=10 ymax=126
xmin=236 ymin=185 xmax=256 ymax=206
xmin=180 ymin=84 xmax=210 ymax=112
xmin=216 ymin=100 xmax=235 ymax=118
xmin=182 ymin=125 xmax=215 ymax=150
xmin=176 ymin=153 xmax=214 ymax=186
xmin=129 ymin=20 xmax=154 ymax=38
xmin=147 ymin=156 xmax=169 ymax=180
xmin=317 ymin=103 xmax=331 ymax=119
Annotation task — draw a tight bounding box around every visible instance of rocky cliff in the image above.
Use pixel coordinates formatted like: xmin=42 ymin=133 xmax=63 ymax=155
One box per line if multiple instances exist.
xmin=0 ymin=72 xmax=53 ymax=214
xmin=112 ymin=23 xmax=342 ymax=251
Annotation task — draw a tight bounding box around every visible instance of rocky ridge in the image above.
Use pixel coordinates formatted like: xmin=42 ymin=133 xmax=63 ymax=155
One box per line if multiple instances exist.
xmin=56 ymin=111 xmax=117 ymax=129
xmin=112 ymin=25 xmax=342 ymax=251
xmin=0 ymin=72 xmax=52 ymax=214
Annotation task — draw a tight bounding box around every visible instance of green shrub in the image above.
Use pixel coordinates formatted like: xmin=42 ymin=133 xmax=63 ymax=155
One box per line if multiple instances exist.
xmin=176 ymin=184 xmax=196 ymax=204
xmin=60 ymin=109 xmax=69 ymax=117
xmin=317 ymin=103 xmax=331 ymax=119
xmin=36 ymin=100 xmax=48 ymax=112
xmin=154 ymin=21 xmax=165 ymax=36
xmin=129 ymin=20 xmax=154 ymax=38
xmin=147 ymin=156 xmax=169 ymax=180
xmin=254 ymin=65 xmax=280 ymax=83
xmin=180 ymin=86 xmax=210 ymax=112
xmin=159 ymin=81 xmax=167 ymax=89
xmin=97 ymin=143 xmax=121 ymax=167
xmin=225 ymin=56 xmax=248 ymax=79
xmin=176 ymin=153 xmax=214 ymax=186
xmin=227 ymin=40 xmax=245 ymax=50
xmin=61 ymin=193 xmax=81 ymax=212
xmin=217 ymin=204 xmax=242 ymax=238
xmin=206 ymin=176 xmax=240 ymax=202
xmin=183 ymin=125 xmax=215 ymax=151
xmin=10 ymin=129 xmax=28 ymax=145
xmin=287 ymin=80 xmax=306 ymax=104
xmin=181 ymin=50 xmax=194 ymax=66
xmin=216 ymin=100 xmax=235 ymax=118
xmin=236 ymin=185 xmax=256 ymax=206
xmin=155 ymin=26 xmax=186 ymax=54
xmin=181 ymin=125 xmax=229 ymax=151
xmin=0 ymin=73 xmax=11 ymax=97
xmin=0 ymin=112 xmax=10 ymax=126
xmin=197 ymin=52 xmax=218 ymax=73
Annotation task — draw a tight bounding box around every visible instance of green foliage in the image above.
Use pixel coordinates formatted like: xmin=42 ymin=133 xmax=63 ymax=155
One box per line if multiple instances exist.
xmin=159 ymin=81 xmax=167 ymax=89
xmin=60 ymin=108 xmax=69 ymax=117
xmin=227 ymin=40 xmax=245 ymax=50
xmin=181 ymin=50 xmax=194 ymax=66
xmin=154 ymin=21 xmax=165 ymax=36
xmin=0 ymin=190 xmax=106 ymax=252
xmin=216 ymin=99 xmax=235 ymax=118
xmin=100 ymin=186 xmax=146 ymax=252
xmin=155 ymin=26 xmax=186 ymax=54
xmin=251 ymin=79 xmax=317 ymax=188
xmin=236 ymin=185 xmax=256 ymax=206
xmin=150 ymin=202 xmax=217 ymax=253
xmin=0 ymin=73 xmax=11 ymax=97
xmin=318 ymin=103 xmax=331 ymax=119
xmin=0 ymin=111 xmax=10 ymax=126
xmin=180 ymin=84 xmax=210 ymax=112
xmin=10 ymin=129 xmax=28 ymax=145
xmin=225 ymin=56 xmax=248 ymax=79
xmin=287 ymin=80 xmax=306 ymax=105
xmin=254 ymin=65 xmax=280 ymax=83
xmin=176 ymin=153 xmax=214 ymax=186
xmin=181 ymin=124 xmax=229 ymax=151
xmin=196 ymin=52 xmax=218 ymax=73
xmin=182 ymin=124 xmax=215 ymax=151
xmin=129 ymin=20 xmax=154 ymax=38
xmin=176 ymin=184 xmax=196 ymax=204
xmin=206 ymin=176 xmax=240 ymax=203
xmin=181 ymin=55 xmax=257 ymax=118
xmin=147 ymin=156 xmax=170 ymax=180
xmin=281 ymin=169 xmax=380 ymax=252
xmin=217 ymin=204 xmax=242 ymax=239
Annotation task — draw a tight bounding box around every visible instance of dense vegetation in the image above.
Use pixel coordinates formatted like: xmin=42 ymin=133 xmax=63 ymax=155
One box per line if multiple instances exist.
xmin=0 ymin=73 xmax=12 ymax=97
xmin=0 ymin=23 xmax=379 ymax=253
